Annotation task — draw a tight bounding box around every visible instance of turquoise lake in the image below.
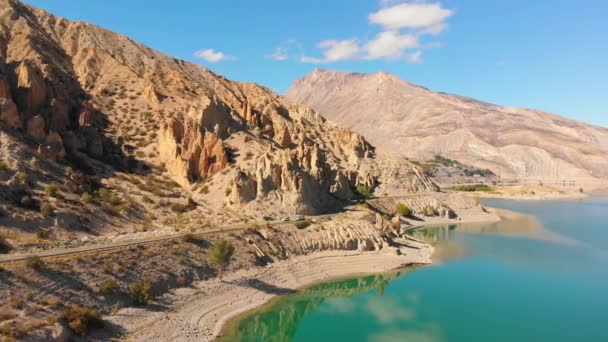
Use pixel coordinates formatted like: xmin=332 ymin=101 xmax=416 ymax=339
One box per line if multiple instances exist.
xmin=221 ymin=196 xmax=608 ymax=341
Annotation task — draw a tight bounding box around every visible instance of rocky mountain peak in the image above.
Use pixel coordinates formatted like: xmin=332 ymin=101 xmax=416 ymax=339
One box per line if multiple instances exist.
xmin=285 ymin=69 xmax=608 ymax=182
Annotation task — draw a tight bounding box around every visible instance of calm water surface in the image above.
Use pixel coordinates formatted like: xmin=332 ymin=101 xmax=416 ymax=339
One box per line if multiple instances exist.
xmin=221 ymin=196 xmax=608 ymax=342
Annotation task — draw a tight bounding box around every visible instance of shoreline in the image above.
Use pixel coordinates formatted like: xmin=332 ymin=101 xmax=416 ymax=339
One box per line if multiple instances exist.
xmin=470 ymin=192 xmax=588 ymax=201
xmin=106 ymin=244 xmax=433 ymax=342
xmin=104 ymin=204 xmax=504 ymax=342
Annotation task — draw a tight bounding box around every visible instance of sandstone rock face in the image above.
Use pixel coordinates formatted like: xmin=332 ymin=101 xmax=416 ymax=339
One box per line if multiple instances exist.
xmin=158 ymin=117 xmax=228 ymax=186
xmin=0 ymin=0 xmax=440 ymax=216
xmin=15 ymin=61 xmax=47 ymax=117
xmin=286 ymin=69 xmax=608 ymax=182
xmin=0 ymin=71 xmax=21 ymax=128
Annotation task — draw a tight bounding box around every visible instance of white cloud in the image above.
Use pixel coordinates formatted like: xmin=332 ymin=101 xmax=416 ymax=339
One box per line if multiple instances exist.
xmin=406 ymin=50 xmax=423 ymax=63
xmin=301 ymin=39 xmax=360 ymax=63
xmin=369 ymin=2 xmax=452 ymax=31
xmin=193 ymin=49 xmax=237 ymax=63
xmin=280 ymin=1 xmax=453 ymax=64
xmin=266 ymin=48 xmax=289 ymax=61
xmin=364 ymin=31 xmax=418 ymax=59
xmin=265 ymin=40 xmax=303 ymax=61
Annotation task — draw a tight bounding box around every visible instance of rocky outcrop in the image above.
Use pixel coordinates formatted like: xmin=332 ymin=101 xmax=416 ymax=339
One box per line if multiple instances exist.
xmin=0 ymin=0 xmax=441 ymax=219
xmin=37 ymin=130 xmax=66 ymax=161
xmin=0 ymin=70 xmax=21 ymax=129
xmin=158 ymin=116 xmax=228 ymax=187
xmin=15 ymin=61 xmax=47 ymax=117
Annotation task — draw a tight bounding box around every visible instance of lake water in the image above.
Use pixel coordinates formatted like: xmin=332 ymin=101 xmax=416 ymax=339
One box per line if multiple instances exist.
xmin=220 ymin=196 xmax=608 ymax=341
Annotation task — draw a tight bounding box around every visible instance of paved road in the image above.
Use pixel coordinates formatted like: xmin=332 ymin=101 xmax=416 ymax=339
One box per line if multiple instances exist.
xmin=0 ymin=214 xmax=339 ymax=264
xmin=0 ymin=193 xmax=441 ymax=264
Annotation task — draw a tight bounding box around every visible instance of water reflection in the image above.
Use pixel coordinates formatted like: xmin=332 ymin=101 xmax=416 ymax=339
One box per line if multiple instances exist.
xmin=222 ymin=197 xmax=608 ymax=342
xmin=220 ymin=272 xmax=408 ymax=342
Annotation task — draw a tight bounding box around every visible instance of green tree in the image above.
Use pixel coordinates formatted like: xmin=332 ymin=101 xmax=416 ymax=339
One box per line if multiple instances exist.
xmin=209 ymin=239 xmax=235 ymax=281
xmin=396 ymin=203 xmax=413 ymax=217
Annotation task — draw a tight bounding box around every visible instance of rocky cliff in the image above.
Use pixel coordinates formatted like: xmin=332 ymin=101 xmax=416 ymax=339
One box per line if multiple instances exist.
xmin=285 ymin=69 xmax=608 ymax=183
xmin=0 ymin=0 xmax=438 ymax=242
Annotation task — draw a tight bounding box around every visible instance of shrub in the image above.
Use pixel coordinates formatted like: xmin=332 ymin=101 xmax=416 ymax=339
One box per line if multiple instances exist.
xmin=15 ymin=172 xmax=29 ymax=184
xmin=0 ymin=234 xmax=11 ymax=254
xmin=25 ymin=256 xmax=44 ymax=269
xmin=294 ymin=220 xmax=312 ymax=229
xmin=44 ymin=184 xmax=59 ymax=197
xmin=421 ymin=205 xmax=437 ymax=217
xmin=396 ymin=203 xmax=413 ymax=217
xmin=62 ymin=305 xmax=103 ymax=336
xmin=99 ymin=278 xmax=117 ymax=294
xmin=36 ymin=229 xmax=50 ymax=239
xmin=128 ymin=278 xmax=154 ymax=306
xmin=20 ymin=195 xmax=33 ymax=208
xmin=102 ymin=261 xmax=112 ymax=273
xmin=356 ymin=184 xmax=373 ymax=198
xmin=209 ymin=239 xmax=235 ymax=281
xmin=41 ymin=295 xmax=62 ymax=309
xmin=450 ymin=184 xmax=493 ymax=192
xmin=9 ymin=296 xmax=22 ymax=309
xmin=40 ymin=202 xmax=54 ymax=217
xmin=80 ymin=192 xmax=92 ymax=203
xmin=0 ymin=161 xmax=7 ymax=172
xmin=171 ymin=199 xmax=196 ymax=213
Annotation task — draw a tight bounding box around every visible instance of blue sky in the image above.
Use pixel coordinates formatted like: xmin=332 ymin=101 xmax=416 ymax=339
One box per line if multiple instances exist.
xmin=23 ymin=0 xmax=608 ymax=127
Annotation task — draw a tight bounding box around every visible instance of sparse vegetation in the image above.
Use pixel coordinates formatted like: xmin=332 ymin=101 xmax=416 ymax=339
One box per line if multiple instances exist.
xmin=44 ymin=183 xmax=59 ymax=197
xmin=396 ymin=203 xmax=413 ymax=217
xmin=80 ymin=192 xmax=92 ymax=203
xmin=36 ymin=229 xmax=50 ymax=239
xmin=171 ymin=200 xmax=196 ymax=213
xmin=356 ymin=184 xmax=373 ymax=198
xmin=209 ymin=239 xmax=235 ymax=281
xmin=421 ymin=205 xmax=438 ymax=216
xmin=0 ymin=234 xmax=11 ymax=254
xmin=0 ymin=161 xmax=8 ymax=173
xmin=15 ymin=171 xmax=28 ymax=184
xmin=294 ymin=220 xmax=312 ymax=229
xmin=40 ymin=202 xmax=54 ymax=217
xmin=99 ymin=278 xmax=118 ymax=294
xmin=62 ymin=305 xmax=103 ymax=336
xmin=128 ymin=278 xmax=154 ymax=306
xmin=19 ymin=195 xmax=33 ymax=208
xmin=450 ymin=184 xmax=493 ymax=192
xmin=25 ymin=256 xmax=44 ymax=270
xmin=463 ymin=168 xmax=495 ymax=177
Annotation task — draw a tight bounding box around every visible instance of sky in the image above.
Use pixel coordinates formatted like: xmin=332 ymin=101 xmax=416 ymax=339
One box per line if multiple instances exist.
xmin=23 ymin=0 xmax=608 ymax=127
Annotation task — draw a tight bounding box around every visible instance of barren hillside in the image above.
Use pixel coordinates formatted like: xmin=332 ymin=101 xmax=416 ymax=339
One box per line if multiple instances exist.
xmin=285 ymin=69 xmax=608 ymax=183
xmin=0 ymin=0 xmax=437 ymax=250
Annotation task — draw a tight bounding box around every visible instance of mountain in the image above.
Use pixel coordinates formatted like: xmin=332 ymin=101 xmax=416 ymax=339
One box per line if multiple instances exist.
xmin=0 ymin=0 xmax=438 ymax=242
xmin=285 ymin=69 xmax=608 ymax=183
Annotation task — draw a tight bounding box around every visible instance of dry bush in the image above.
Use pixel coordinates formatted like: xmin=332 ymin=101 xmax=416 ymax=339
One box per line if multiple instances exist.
xmin=62 ymin=305 xmax=103 ymax=336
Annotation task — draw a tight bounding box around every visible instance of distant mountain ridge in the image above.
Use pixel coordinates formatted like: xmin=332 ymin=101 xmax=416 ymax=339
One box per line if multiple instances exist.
xmin=285 ymin=69 xmax=608 ymax=182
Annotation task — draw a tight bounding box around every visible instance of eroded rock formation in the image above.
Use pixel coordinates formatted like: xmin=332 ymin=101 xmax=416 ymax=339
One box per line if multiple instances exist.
xmin=158 ymin=116 xmax=228 ymax=186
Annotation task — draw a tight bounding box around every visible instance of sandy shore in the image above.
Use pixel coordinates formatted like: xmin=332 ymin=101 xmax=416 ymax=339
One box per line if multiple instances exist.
xmin=471 ymin=192 xmax=587 ymax=201
xmin=106 ymin=242 xmax=433 ymax=342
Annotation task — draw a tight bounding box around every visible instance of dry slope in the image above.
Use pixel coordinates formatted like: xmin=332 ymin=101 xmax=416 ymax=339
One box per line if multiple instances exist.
xmin=0 ymin=0 xmax=437 ymax=251
xmin=285 ymin=69 xmax=608 ymax=183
